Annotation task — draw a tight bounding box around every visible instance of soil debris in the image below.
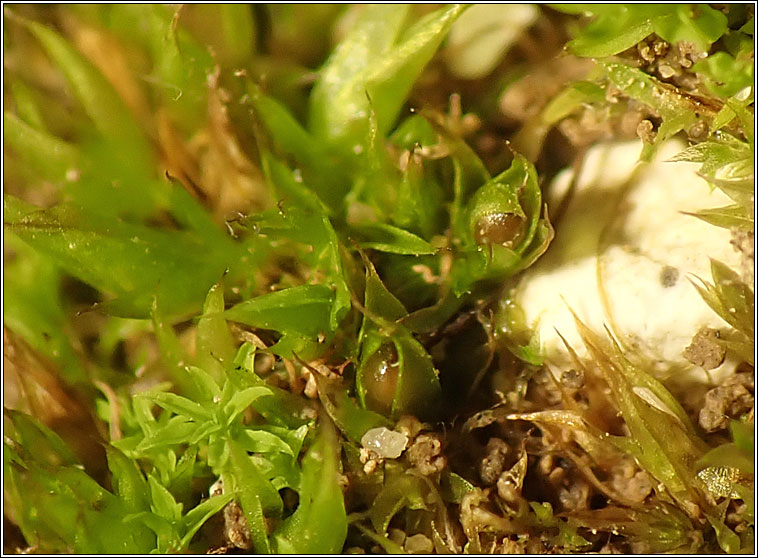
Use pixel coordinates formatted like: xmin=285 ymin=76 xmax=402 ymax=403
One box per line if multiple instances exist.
xmin=683 ymin=327 xmax=726 ymax=370
xmin=407 ymin=432 xmax=447 ymax=476
xmin=478 ymin=438 xmax=510 ymax=486
xmin=699 ymin=371 xmax=754 ymax=432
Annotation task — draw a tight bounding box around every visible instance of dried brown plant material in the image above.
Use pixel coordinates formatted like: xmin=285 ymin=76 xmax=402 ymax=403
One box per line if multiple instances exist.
xmin=3 ymin=328 xmax=105 ymax=474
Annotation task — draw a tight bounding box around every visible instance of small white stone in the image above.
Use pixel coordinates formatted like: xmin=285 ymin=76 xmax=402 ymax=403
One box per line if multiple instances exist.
xmin=360 ymin=427 xmax=408 ymax=459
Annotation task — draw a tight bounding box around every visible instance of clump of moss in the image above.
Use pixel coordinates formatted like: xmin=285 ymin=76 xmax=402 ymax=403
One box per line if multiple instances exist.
xmin=3 ymin=4 xmax=754 ymax=554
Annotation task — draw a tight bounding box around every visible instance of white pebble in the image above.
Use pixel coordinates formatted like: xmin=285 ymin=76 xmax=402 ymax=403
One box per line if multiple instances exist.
xmin=360 ymin=427 xmax=408 ymax=459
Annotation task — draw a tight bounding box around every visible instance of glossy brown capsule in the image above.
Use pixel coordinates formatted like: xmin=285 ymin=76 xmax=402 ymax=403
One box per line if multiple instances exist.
xmin=360 ymin=343 xmax=400 ymax=415
xmin=474 ymin=212 xmax=526 ymax=247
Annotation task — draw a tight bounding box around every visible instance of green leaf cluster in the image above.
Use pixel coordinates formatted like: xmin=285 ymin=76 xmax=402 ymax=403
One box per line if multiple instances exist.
xmin=553 ymin=4 xmax=728 ymax=56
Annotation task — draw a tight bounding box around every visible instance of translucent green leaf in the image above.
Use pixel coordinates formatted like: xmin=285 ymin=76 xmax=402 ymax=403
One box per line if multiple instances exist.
xmin=557 ymin=5 xmax=726 ymax=57
xmin=3 ymin=111 xmax=80 ymax=184
xmin=253 ymin=452 xmax=302 ymax=493
xmin=440 ymin=470 xmax=476 ymax=504
xmin=124 ymin=511 xmax=179 ymax=553
xmin=541 ymin=81 xmax=606 ymax=125
xmin=261 ymin=424 xmax=310 ymax=457
xmin=6 ymin=425 xmax=151 ymax=553
xmin=148 ymin=474 xmax=183 ymax=522
xmin=693 ymin=51 xmax=755 ymax=99
xmin=348 ymin=99 xmax=404 ymax=219
xmin=9 ymin=78 xmax=46 ymax=130
xmin=5 ymin=198 xmax=238 ymax=318
xmin=391 ymin=334 xmax=443 ymax=421
xmin=355 ymin=258 xmax=442 ymax=420
xmin=184 ymin=366 xmax=222 ymax=405
xmin=530 ymin=500 xmax=554 ymax=523
xmin=237 ymin=490 xmax=272 ymax=554
xmin=401 ymin=290 xmax=465 ymax=334
xmin=316 ymin=376 xmax=391 ymax=443
xmin=705 ymin=507 xmax=741 ymax=554
xmin=179 ymin=492 xmax=235 ymax=549
xmin=568 ymin=505 xmax=694 ymax=553
xmin=106 ymin=446 xmax=150 ymax=513
xmin=601 ymin=62 xmax=699 ymax=160
xmin=142 ymin=5 xmax=215 ymax=134
xmin=222 ymin=387 xmax=272 ymax=426
xmin=494 ymin=297 xmax=544 ymax=366
xmin=363 ymin=257 xmax=408 ymax=322
xmin=10 ymin=12 xmax=149 ymax=156
xmin=390 ymin=113 xmax=440 ymax=150
xmin=195 ymin=282 xmax=235 ymax=385
xmin=271 ymin=418 xmax=347 ymax=554
xmin=697 ymin=444 xmax=754 ymax=476
xmin=169 ymin=445 xmax=198 ymax=506
xmin=670 ymin=135 xmax=752 ymax=176
xmin=370 ymin=472 xmax=428 ymax=533
xmin=226 ymin=438 xmax=283 ymax=516
xmin=7 ymin=457 xmax=154 ymax=554
xmin=399 ymin=156 xmax=445 ymax=238
xmin=260 ymin=149 xmax=332 ymax=213
xmin=351 ymin=222 xmax=437 ymax=255
xmin=150 ymin=296 xmax=193 ymax=394
xmin=5 ymin=409 xmax=79 ymax=468
xmin=236 ymin=429 xmax=295 ymax=456
xmin=309 ymin=4 xmax=465 ymax=152
xmin=134 ymin=415 xmax=203 ymax=452
xmin=651 ymin=5 xmax=728 ymax=52
xmin=730 ymin=419 xmax=754 ymax=454
xmin=670 ymin=136 xmax=754 ymax=212
xmin=228 ymin=344 xmax=312 ymax=429
xmin=248 ymin=82 xmax=346 ymax=211
xmin=685 ymin=204 xmax=753 ymax=231
xmin=573 ymin=316 xmax=706 ymax=512
xmin=252 ymin=208 xmax=351 ymax=330
xmin=146 ymin=391 xmax=214 ymax=423
xmin=351 ymin=522 xmax=407 ymax=554
xmin=449 ymin=153 xmax=550 ymax=294
xmin=3 ymin=234 xmax=88 ymax=384
xmin=690 ymin=259 xmax=754 ymax=338
xmin=309 ymin=4 xmax=409 ymax=145
xmin=182 ymin=4 xmax=255 ymax=67
xmin=225 ymin=284 xmax=335 ymax=338
xmin=554 ymin=4 xmax=661 ymax=57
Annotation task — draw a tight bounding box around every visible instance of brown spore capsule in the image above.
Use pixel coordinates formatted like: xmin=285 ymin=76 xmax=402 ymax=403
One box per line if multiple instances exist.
xmin=474 ymin=212 xmax=526 ymax=247
xmin=361 ymin=343 xmax=400 ymax=415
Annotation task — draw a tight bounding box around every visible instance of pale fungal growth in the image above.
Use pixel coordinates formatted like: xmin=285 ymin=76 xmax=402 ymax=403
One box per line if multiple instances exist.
xmin=512 ymin=139 xmax=743 ymax=382
xmin=360 ymin=426 xmax=409 ymax=459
